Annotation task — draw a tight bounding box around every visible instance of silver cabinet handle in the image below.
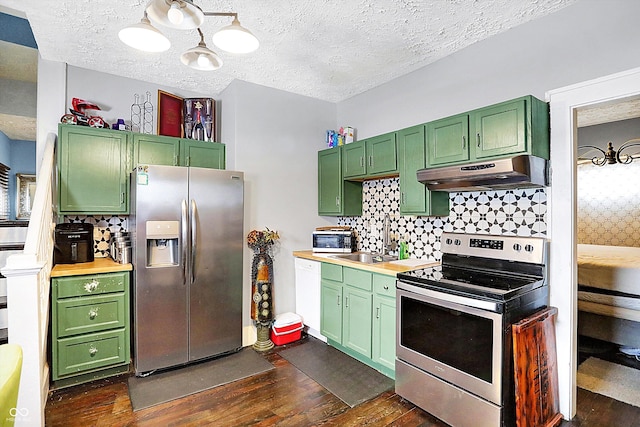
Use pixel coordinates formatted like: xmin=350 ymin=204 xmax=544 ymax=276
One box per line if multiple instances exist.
xmin=368 ymin=155 xmax=373 ymax=167
xmin=462 ymin=135 xmax=466 ymax=149
xmin=345 ymin=296 xmax=349 ymax=308
xmin=376 ymin=307 xmax=380 ymax=319
xmin=383 ymin=285 xmax=389 ymax=290
xmin=477 ymin=133 xmax=481 ymax=148
xmin=335 ymin=196 xmax=340 ymax=207
xmin=337 ymin=295 xmax=340 ymax=306
xmin=360 ymin=156 xmax=364 ymax=167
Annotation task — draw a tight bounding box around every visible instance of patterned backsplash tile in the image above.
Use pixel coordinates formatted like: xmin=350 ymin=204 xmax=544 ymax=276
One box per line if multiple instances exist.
xmin=577 ymin=161 xmax=640 ymax=247
xmin=65 ymin=215 xmax=128 ymax=257
xmin=337 ymin=177 xmax=547 ymax=261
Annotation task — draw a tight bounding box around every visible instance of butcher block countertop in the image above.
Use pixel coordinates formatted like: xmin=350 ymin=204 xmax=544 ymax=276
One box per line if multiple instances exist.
xmin=51 ymin=257 xmax=132 ymax=278
xmin=293 ymin=250 xmax=438 ymax=276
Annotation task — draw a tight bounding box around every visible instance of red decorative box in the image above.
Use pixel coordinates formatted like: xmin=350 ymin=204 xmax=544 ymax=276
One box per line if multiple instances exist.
xmin=270 ymin=312 xmax=303 ymax=346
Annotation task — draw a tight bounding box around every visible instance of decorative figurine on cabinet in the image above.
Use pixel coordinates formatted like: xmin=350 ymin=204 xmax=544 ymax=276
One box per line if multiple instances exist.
xmin=184 ymin=98 xmax=215 ymax=142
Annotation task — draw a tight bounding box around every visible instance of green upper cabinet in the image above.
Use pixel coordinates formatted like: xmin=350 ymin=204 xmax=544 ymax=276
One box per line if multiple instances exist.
xmin=180 ymin=140 xmax=225 ymax=169
xmin=425 ymin=95 xmax=549 ymax=168
xmin=343 ymin=132 xmax=398 ymax=179
xmin=398 ymin=125 xmax=449 ymax=216
xmin=471 ymin=98 xmax=526 ymax=159
xmin=132 ymin=134 xmax=180 ymax=166
xmin=133 ymin=134 xmax=225 ymax=169
xmin=426 ymin=113 xmax=470 ymax=167
xmin=318 ymin=147 xmax=362 ymax=216
xmin=58 ymin=125 xmax=130 ymax=214
xmin=342 ymin=141 xmax=366 ymax=178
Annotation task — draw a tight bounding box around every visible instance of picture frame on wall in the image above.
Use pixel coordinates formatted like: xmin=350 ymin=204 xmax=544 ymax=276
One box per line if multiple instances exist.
xmin=157 ymin=90 xmax=183 ymax=137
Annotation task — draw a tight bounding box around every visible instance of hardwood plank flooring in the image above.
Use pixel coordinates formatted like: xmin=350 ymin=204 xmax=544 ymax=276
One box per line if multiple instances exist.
xmin=45 ymin=338 xmax=640 ymax=426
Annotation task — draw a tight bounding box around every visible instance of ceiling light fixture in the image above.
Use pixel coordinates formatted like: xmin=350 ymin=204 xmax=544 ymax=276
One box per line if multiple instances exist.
xmin=180 ymin=29 xmax=222 ymax=71
xmin=119 ymin=0 xmax=259 ymax=71
xmin=578 ymin=138 xmax=640 ymax=166
xmin=118 ymin=11 xmax=171 ymax=53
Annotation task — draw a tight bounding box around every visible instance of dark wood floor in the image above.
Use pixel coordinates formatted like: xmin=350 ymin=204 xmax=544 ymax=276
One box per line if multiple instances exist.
xmin=45 ymin=337 xmax=640 ymax=427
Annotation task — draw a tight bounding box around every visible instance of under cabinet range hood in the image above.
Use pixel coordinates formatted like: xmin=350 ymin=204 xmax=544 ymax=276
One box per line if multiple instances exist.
xmin=417 ymin=155 xmax=548 ymax=192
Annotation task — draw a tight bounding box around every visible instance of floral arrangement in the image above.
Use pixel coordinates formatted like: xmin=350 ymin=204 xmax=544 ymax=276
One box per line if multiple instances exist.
xmin=247 ymin=228 xmax=280 ymax=251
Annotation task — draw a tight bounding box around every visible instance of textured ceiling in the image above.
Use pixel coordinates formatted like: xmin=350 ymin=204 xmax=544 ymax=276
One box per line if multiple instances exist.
xmin=2 ymin=0 xmax=579 ymax=103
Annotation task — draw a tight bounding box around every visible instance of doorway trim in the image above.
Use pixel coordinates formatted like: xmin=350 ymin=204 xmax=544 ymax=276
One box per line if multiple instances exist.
xmin=548 ymin=66 xmax=640 ymax=420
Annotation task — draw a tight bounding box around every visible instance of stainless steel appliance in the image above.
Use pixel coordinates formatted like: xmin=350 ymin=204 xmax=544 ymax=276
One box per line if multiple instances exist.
xmin=395 ymin=232 xmax=548 ymax=427
xmin=312 ymin=229 xmax=354 ymax=253
xmin=130 ymin=165 xmax=244 ymax=375
xmin=416 ymin=154 xmax=548 ymax=192
xmin=53 ymin=223 xmax=94 ymax=264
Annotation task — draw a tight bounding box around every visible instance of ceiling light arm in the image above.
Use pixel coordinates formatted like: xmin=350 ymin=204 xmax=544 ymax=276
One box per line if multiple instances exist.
xmin=577 ymin=144 xmax=611 ymax=166
xmin=203 ymin=12 xmax=238 ymax=19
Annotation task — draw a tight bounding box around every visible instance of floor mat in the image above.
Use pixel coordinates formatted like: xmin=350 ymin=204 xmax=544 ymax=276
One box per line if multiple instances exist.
xmin=279 ymin=337 xmax=394 ymax=407
xmin=128 ymin=348 xmax=274 ymax=411
xmin=577 ymin=357 xmax=640 ymax=407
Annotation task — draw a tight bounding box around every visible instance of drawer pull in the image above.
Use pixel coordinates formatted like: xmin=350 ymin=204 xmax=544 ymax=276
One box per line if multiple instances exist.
xmin=88 ymin=308 xmax=98 ymax=320
xmin=89 ymin=346 xmax=98 ymax=357
xmin=376 ymin=307 xmax=380 ymax=319
xmin=383 ymin=285 xmax=389 ymax=290
xmin=84 ymin=280 xmax=99 ymax=293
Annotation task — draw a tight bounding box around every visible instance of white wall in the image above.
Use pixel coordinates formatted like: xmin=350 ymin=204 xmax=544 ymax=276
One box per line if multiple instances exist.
xmin=219 ymin=80 xmax=337 ymax=342
xmin=337 ymin=0 xmax=640 ymax=139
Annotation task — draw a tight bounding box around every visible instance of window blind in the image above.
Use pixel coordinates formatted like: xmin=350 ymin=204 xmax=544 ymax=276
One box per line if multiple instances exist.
xmin=0 ymin=163 xmax=10 ymax=220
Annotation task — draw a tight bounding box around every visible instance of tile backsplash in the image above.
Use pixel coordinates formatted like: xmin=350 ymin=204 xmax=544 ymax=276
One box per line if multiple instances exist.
xmin=65 ymin=215 xmax=128 ymax=258
xmin=337 ymin=177 xmax=547 ymax=261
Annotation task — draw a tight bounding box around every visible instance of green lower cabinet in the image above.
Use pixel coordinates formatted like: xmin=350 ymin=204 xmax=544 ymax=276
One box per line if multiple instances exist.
xmin=343 ymin=286 xmax=372 ymax=358
xmin=52 ymin=271 xmax=131 ymax=387
xmin=320 ymin=279 xmax=343 ymax=342
xmin=320 ymin=263 xmax=396 ymax=378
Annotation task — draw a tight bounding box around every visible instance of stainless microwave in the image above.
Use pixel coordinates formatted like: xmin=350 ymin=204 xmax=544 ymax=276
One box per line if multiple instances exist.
xmin=312 ymin=230 xmax=355 ymax=253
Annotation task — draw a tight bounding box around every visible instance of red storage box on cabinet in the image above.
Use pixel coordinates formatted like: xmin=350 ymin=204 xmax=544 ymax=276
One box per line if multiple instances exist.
xmin=271 ymin=312 xmax=303 ymax=346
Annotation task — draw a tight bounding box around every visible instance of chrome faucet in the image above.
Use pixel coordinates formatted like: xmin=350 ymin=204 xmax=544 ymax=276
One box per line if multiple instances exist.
xmin=382 ymin=213 xmax=390 ymax=255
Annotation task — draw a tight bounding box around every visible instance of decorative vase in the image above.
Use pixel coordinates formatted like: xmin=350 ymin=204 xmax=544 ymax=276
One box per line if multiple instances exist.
xmin=251 ymin=249 xmax=274 ymax=351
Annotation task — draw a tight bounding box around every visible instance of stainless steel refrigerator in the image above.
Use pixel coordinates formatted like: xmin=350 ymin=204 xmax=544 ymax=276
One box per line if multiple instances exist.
xmin=130 ymin=164 xmax=244 ymax=375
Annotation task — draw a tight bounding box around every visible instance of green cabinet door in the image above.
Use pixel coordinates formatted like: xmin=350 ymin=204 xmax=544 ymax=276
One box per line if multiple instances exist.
xmin=343 ymin=286 xmax=372 ymax=358
xmin=318 ymin=147 xmax=362 ymax=216
xmin=398 ymin=125 xmax=450 ymax=216
xmin=320 ymin=280 xmax=343 ymax=342
xmin=342 ymin=141 xmax=366 ymax=178
xmin=181 ymin=140 xmax=225 ymax=169
xmin=373 ymin=294 xmax=396 ymax=372
xmin=471 ymin=98 xmax=526 ymax=159
xmin=132 ymin=134 xmax=180 ymax=166
xmin=367 ymin=133 xmax=398 ymax=176
xmin=58 ymin=125 xmax=130 ymax=214
xmin=426 ymin=113 xmax=469 ymax=166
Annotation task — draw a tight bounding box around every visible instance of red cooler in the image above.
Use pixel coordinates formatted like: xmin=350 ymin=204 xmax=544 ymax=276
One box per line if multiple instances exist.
xmin=271 ymin=312 xmax=303 ymax=345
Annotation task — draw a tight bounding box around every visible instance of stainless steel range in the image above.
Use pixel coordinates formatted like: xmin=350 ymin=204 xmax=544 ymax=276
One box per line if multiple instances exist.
xmin=395 ymin=232 xmax=549 ymax=427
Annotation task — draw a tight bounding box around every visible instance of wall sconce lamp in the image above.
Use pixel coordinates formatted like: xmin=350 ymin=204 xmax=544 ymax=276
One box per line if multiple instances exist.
xmin=118 ymin=0 xmax=259 ymax=70
xmin=578 ymin=138 xmax=640 ymax=166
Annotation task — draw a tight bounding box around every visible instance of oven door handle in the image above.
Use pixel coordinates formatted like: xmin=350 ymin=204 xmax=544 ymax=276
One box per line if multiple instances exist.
xmin=396 ymin=281 xmax=499 ymax=312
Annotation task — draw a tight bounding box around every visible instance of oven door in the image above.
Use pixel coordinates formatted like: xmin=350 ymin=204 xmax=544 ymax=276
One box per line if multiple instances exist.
xmin=396 ymin=281 xmax=503 ymax=405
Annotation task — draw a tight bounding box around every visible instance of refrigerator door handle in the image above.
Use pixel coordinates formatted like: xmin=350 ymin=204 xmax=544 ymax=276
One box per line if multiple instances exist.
xmin=181 ymin=199 xmax=189 ymax=286
xmin=190 ymin=199 xmax=197 ymax=285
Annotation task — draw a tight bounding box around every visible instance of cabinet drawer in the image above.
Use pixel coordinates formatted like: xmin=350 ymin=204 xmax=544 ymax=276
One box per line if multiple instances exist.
xmin=55 ymin=328 xmax=128 ymax=379
xmin=56 ymin=293 xmax=126 ymax=338
xmin=54 ymin=272 xmax=128 ymax=299
xmin=344 ymin=267 xmax=372 ymax=291
xmin=373 ymin=274 xmax=396 ymax=298
xmin=321 ymin=263 xmax=343 ymax=282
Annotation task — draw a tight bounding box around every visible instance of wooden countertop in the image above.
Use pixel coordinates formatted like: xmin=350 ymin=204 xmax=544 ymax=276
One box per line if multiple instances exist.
xmin=293 ymin=250 xmax=438 ymax=276
xmin=51 ymin=257 xmax=132 ymax=278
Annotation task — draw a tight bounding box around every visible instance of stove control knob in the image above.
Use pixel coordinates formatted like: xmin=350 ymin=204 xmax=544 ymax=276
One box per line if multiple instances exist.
xmin=445 ymin=238 xmax=453 ymax=245
xmin=454 ymin=239 xmax=461 ymax=246
xmin=525 ymin=244 xmax=534 ymax=252
xmin=513 ymin=243 xmax=522 ymax=251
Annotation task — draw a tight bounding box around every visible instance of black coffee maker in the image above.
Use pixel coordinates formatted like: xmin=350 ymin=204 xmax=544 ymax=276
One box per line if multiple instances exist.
xmin=53 ymin=223 xmax=94 ymax=264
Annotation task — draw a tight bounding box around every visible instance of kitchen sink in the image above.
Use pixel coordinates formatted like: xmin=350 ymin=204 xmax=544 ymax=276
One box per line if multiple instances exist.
xmin=330 ymin=252 xmax=397 ymax=264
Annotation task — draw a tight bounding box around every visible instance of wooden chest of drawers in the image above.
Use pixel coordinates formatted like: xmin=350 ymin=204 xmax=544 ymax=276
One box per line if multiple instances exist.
xmin=51 ymin=271 xmax=131 ymax=386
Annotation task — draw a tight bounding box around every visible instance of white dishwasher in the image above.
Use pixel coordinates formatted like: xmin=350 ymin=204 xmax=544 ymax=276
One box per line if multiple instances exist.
xmin=294 ymin=258 xmax=326 ymax=342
